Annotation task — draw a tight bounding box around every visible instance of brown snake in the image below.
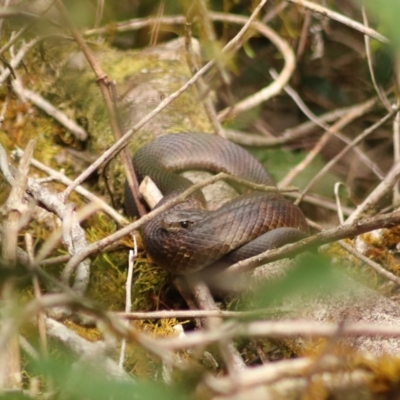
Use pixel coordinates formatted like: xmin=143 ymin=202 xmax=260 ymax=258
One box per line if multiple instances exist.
xmin=125 ymin=132 xmax=309 ymax=274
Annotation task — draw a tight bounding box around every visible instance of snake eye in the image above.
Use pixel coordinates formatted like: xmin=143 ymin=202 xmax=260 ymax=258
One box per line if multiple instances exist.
xmin=180 ymin=220 xmax=190 ymax=228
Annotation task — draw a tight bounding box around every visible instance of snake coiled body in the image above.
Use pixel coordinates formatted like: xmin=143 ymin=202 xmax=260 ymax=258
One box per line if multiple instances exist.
xmin=126 ymin=132 xmax=308 ymax=274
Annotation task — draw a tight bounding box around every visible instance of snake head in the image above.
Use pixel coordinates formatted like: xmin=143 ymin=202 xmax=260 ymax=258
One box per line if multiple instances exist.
xmin=161 ymin=209 xmax=208 ymax=232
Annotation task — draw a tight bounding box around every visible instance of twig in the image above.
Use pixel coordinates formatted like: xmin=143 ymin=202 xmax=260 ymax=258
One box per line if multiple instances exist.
xmin=346 ymin=159 xmax=400 ymax=224
xmin=25 ymin=233 xmax=48 ymax=356
xmin=334 ymin=182 xmax=346 ymax=225
xmin=0 ymin=90 xmax=10 ymax=130
xmin=0 ymin=268 xmax=183 ymax=371
xmin=0 ymin=37 xmax=40 ymax=85
xmin=0 ymin=0 xmax=11 ymax=36
xmin=393 ymin=110 xmax=400 ymax=205
xmin=2 ymin=140 xmax=34 ymax=266
xmin=204 ymin=355 xmax=365 ymax=395
xmin=0 ymin=26 xmax=30 ymax=59
xmin=0 ymin=0 xmax=56 ymax=58
xmin=284 ymin=0 xmax=389 ymax=44
xmin=262 ymin=1 xmax=287 ymax=23
xmin=206 ymin=355 xmax=338 ymax=393
xmin=45 ymin=318 xmax=131 ymax=381
xmin=87 ymin=10 xmax=295 ymax=121
xmin=160 ymin=319 xmax=400 ymax=350
xmin=117 ymin=307 xmax=288 ymax=320
xmin=184 ymin=11 xmax=225 ymax=138
xmin=216 ymin=11 xmax=295 ymax=121
xmin=196 ymin=0 xmax=231 ymax=85
xmin=338 ymin=240 xmax=400 ymax=287
xmin=0 ymin=10 xmax=62 ymax=27
xmin=0 ymin=140 xmax=34 ymax=390
xmin=0 ymin=143 xmax=92 ymax=294
xmin=186 ymin=277 xmax=246 ymax=371
xmin=223 ymin=208 xmax=400 ymax=275
xmin=361 ymin=6 xmax=391 ymax=111
xmin=149 ymin=1 xmax=164 ymax=46
xmin=13 ymin=147 xmax=128 ymax=226
xmin=279 ymin=92 xmax=385 ymax=189
xmin=286 ymin=191 xmax=354 ymax=216
xmin=297 ymin=10 xmax=311 ymax=60
xmin=296 ymin=106 xmax=399 ymax=205
xmin=268 ymin=70 xmax=384 ymax=181
xmin=12 ymin=77 xmax=88 ymax=141
xmin=225 ymin=99 xmax=379 ymax=147
xmin=59 ymin=203 xmax=94 ymax=293
xmin=118 ymin=244 xmax=137 ymax=369
xmin=94 ymin=0 xmax=104 ymax=28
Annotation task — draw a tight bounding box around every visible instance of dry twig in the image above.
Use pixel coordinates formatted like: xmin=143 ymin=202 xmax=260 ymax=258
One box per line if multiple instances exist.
xmin=285 ymin=0 xmax=389 ymax=44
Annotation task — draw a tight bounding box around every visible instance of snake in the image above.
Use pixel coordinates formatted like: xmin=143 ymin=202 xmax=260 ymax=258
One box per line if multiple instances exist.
xmin=125 ymin=132 xmax=309 ymax=274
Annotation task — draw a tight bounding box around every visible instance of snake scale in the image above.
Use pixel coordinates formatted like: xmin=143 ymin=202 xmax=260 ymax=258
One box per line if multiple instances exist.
xmin=125 ymin=132 xmax=309 ymax=274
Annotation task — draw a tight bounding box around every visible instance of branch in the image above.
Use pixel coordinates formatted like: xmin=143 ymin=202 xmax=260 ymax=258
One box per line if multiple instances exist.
xmin=224 ymin=208 xmax=400 ymax=275
xmin=284 ymin=0 xmax=389 ymax=44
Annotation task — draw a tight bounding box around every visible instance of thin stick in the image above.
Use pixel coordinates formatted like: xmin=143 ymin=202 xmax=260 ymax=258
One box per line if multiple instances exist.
xmin=0 ymin=0 xmax=11 ymax=36
xmin=216 ymin=11 xmax=295 ymax=121
xmin=0 ymin=38 xmax=40 ymax=85
xmin=0 ymin=139 xmax=34 ymax=390
xmin=224 ymin=99 xmax=379 ymax=147
xmin=196 ymin=0 xmax=230 ymax=85
xmin=268 ymin=70 xmax=384 ymax=181
xmin=25 ymin=233 xmax=48 ymax=356
xmin=279 ymin=92 xmax=384 ymax=189
xmin=186 ymin=277 xmax=246 ymax=371
xmin=346 ymin=160 xmax=400 ymax=224
xmin=206 ymin=355 xmax=358 ymax=394
xmin=160 ymin=319 xmax=400 ymax=350
xmin=14 ymin=147 xmax=128 ymax=226
xmin=0 ymin=143 xmax=95 ymax=294
xmin=184 ymin=12 xmax=225 ymax=138
xmin=361 ymin=6 xmax=391 ymax=111
xmin=94 ymin=0 xmax=104 ymax=28
xmin=262 ymin=1 xmax=287 ymax=23
xmin=12 ymin=77 xmax=88 ymax=141
xmin=286 ymin=191 xmax=354 ymax=216
xmin=117 ymin=308 xmax=288 ymax=320
xmin=297 ymin=107 xmax=399 ymax=205
xmin=2 ymin=140 xmax=35 ymax=266
xmin=149 ymin=1 xmax=164 ymax=46
xmin=338 ymin=240 xmax=400 ymax=287
xmin=393 ymin=110 xmax=400 ymax=205
xmin=118 ymin=244 xmax=136 ymax=369
xmin=297 ymin=10 xmax=311 ymax=60
xmin=334 ymin=182 xmax=346 ymax=225
xmin=0 ymin=0 xmax=56 ymax=58
xmin=223 ymin=208 xmax=400 ymax=275
xmin=284 ymin=0 xmax=389 ymax=44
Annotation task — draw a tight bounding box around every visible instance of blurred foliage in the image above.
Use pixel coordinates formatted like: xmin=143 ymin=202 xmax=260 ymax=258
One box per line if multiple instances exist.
xmin=359 ymin=0 xmax=400 ymax=52
xmin=24 ymin=350 xmax=186 ymax=400
xmin=250 ymin=253 xmax=339 ymax=309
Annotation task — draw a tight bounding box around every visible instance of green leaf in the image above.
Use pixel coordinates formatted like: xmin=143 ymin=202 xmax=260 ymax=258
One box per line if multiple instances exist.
xmin=357 ymin=0 xmax=400 ymax=51
xmin=28 ymin=350 xmax=186 ymax=400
